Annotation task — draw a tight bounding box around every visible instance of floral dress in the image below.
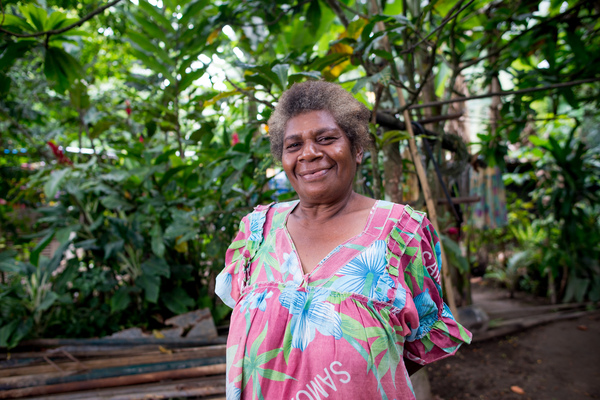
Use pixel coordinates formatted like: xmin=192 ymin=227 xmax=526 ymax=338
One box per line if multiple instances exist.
xmin=216 ymin=200 xmax=472 ymax=400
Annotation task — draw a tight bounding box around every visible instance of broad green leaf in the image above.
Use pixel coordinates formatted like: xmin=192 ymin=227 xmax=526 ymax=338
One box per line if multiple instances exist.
xmin=158 ymin=165 xmax=188 ymax=188
xmin=179 ymin=0 xmax=210 ymax=26
xmin=305 ymin=0 xmax=321 ymax=31
xmin=69 ymin=81 xmax=90 ymax=111
xmin=529 ymin=135 xmax=548 ymax=148
xmin=46 ymin=10 xmax=68 ymax=30
xmin=133 ymin=12 xmax=169 ymax=43
xmin=351 ymin=65 xmax=390 ymax=94
xmin=179 ymin=67 xmax=207 ymax=92
xmin=138 ymin=0 xmax=176 ymax=34
xmin=55 ymin=225 xmax=80 ymax=244
xmin=0 ymin=250 xmax=19 ymax=273
xmin=150 ymin=224 xmax=166 ymax=258
xmin=44 ymin=168 xmax=70 ymax=201
xmin=19 ymin=3 xmax=46 ymax=31
xmin=130 ymin=48 xmax=174 ymax=83
xmin=137 ymin=273 xmax=160 ymax=303
xmin=0 ymin=320 xmax=20 ymax=348
xmin=30 ymin=231 xmax=54 ymax=268
xmin=162 ymin=287 xmax=194 ymax=314
xmin=100 ymin=195 xmax=135 ymax=211
xmin=0 ymin=41 xmax=36 ymax=72
xmin=142 ymin=256 xmax=170 ymax=278
xmin=110 ymin=287 xmax=131 ymax=314
xmin=44 ymin=47 xmax=85 ymax=92
xmin=231 ymin=153 xmax=250 ymax=171
xmin=37 ymin=291 xmax=59 ymax=312
xmin=127 ymin=31 xmax=173 ymax=66
xmin=104 ymin=240 xmax=124 ymax=260
xmin=0 ymin=14 xmax=36 ymax=31
xmin=272 ymin=64 xmax=290 ymax=90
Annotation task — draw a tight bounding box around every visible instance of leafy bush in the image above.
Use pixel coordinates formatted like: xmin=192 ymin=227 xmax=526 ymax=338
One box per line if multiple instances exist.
xmin=0 ymin=130 xmax=275 ymax=348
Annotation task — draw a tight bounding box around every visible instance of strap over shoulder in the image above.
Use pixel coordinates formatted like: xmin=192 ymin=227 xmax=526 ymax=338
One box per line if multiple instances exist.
xmin=241 ymin=202 xmax=273 ymax=287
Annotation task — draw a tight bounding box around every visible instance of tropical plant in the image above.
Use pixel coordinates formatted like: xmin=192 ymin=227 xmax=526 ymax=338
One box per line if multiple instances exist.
xmin=1 ymin=0 xmax=599 ymax=348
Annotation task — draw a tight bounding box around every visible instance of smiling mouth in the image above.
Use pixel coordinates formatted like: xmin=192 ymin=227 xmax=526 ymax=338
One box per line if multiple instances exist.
xmin=299 ymin=168 xmax=331 ymax=181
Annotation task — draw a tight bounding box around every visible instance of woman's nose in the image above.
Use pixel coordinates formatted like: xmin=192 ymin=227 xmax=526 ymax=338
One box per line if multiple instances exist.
xmin=298 ymin=141 xmax=322 ymax=161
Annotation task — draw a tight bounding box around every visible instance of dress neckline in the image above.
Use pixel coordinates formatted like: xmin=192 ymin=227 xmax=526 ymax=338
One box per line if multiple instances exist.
xmin=282 ymin=199 xmax=380 ymax=281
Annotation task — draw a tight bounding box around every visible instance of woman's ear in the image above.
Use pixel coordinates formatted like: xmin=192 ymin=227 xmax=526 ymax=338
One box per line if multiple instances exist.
xmin=355 ymin=146 xmax=364 ymax=164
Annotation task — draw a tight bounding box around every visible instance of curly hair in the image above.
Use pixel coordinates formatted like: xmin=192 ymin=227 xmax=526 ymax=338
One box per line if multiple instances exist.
xmin=267 ymin=81 xmax=371 ymax=162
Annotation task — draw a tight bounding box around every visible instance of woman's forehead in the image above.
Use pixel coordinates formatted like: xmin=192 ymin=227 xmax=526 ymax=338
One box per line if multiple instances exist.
xmin=284 ymin=110 xmax=341 ymax=138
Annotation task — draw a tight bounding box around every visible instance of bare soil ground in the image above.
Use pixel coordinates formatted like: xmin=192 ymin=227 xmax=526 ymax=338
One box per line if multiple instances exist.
xmin=427 ymin=284 xmax=600 ymax=400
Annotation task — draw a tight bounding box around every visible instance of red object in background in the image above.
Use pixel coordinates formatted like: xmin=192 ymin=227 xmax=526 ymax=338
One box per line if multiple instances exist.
xmin=231 ymin=132 xmax=239 ymax=146
xmin=126 ymin=100 xmax=132 ymax=116
xmin=447 ymin=227 xmax=459 ymax=236
xmin=139 ymin=135 xmax=144 ymax=143
xmin=47 ymin=141 xmax=73 ymax=165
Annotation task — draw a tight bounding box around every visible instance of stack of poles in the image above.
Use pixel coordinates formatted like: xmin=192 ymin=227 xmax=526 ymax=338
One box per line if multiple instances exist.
xmin=0 ymin=337 xmax=227 ymax=400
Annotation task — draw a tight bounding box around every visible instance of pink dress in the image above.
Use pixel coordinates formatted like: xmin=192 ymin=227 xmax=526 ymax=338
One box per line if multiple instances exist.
xmin=216 ymin=200 xmax=472 ymax=400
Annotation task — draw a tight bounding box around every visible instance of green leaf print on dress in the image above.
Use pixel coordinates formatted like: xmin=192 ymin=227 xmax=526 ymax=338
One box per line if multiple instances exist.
xmin=235 ymin=322 xmax=296 ymax=400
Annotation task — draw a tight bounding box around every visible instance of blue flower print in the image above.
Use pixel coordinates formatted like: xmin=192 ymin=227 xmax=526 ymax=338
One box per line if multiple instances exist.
xmin=281 ymin=251 xmax=303 ymax=286
xmin=441 ymin=303 xmax=455 ymax=321
xmin=407 ymin=288 xmax=438 ymax=341
xmin=434 ymin=241 xmax=443 ymax=271
xmin=226 ymin=381 xmax=241 ymax=400
xmin=279 ymin=288 xmax=342 ymax=351
xmin=216 ymin=272 xmax=235 ymax=308
xmin=240 ymin=289 xmax=273 ymax=313
xmin=248 ymin=211 xmax=266 ymax=243
xmin=393 ymin=284 xmax=407 ymax=309
xmin=331 ymin=240 xmax=395 ymax=302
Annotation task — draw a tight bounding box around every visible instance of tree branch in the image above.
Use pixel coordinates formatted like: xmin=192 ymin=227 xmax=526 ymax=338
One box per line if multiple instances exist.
xmin=225 ymin=78 xmax=274 ymax=109
xmin=406 ymin=78 xmax=600 ymax=110
xmin=335 ymin=0 xmax=368 ymax=19
xmin=0 ymin=0 xmax=123 ymax=38
xmin=458 ymin=0 xmax=595 ymax=72
xmin=323 ymin=0 xmax=349 ymax=27
xmin=229 ymin=0 xmax=312 ymax=27
xmin=399 ymin=0 xmax=475 ymax=55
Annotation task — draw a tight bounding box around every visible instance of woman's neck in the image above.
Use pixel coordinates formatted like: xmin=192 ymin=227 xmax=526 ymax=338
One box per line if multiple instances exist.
xmin=292 ymin=191 xmax=370 ymax=226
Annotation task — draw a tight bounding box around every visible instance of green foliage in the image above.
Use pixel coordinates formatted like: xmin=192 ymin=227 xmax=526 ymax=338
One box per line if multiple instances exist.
xmin=1 ymin=0 xmax=599 ymax=346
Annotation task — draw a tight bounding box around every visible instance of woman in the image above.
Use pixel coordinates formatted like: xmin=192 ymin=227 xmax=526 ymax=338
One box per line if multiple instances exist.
xmin=216 ymin=81 xmax=472 ymax=399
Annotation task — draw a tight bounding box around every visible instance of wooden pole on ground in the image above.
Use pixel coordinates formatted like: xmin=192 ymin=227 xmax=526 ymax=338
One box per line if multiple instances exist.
xmin=396 ymin=88 xmax=459 ymax=317
xmin=368 ymin=0 xmax=458 ymax=317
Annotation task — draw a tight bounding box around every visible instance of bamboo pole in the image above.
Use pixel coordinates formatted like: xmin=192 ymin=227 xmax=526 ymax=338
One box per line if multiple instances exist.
xmin=24 ymin=377 xmax=227 ymax=400
xmin=22 ymin=377 xmax=226 ymax=400
xmin=0 ymin=365 xmax=226 ymax=399
xmin=0 ymin=356 xmax=225 ymax=391
xmin=0 ymin=345 xmax=226 ymax=378
xmin=368 ymin=0 xmax=458 ymax=317
xmin=17 ymin=337 xmax=226 ymax=348
xmin=397 ymin=88 xmax=459 ymax=317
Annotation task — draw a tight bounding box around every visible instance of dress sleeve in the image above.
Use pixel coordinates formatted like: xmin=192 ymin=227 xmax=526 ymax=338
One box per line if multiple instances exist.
xmin=394 ymin=211 xmax=472 ymax=365
xmin=215 ymin=205 xmax=270 ymax=308
xmin=215 ymin=215 xmax=252 ymax=309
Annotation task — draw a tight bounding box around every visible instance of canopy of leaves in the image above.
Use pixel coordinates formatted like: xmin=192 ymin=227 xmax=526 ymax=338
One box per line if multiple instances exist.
xmin=0 ymin=0 xmax=598 ymax=347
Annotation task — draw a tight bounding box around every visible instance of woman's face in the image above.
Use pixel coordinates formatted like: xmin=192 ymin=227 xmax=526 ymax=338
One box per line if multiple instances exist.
xmin=281 ymin=110 xmax=363 ymax=204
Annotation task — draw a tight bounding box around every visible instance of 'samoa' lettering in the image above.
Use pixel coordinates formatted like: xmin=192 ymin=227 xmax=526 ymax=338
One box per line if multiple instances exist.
xmin=306 ymin=379 xmax=329 ymax=399
xmin=316 ymin=368 xmax=337 ymax=391
xmin=295 ymin=390 xmax=314 ymax=400
xmin=330 ymin=361 xmax=351 ymax=384
xmin=292 ymin=361 xmax=351 ymax=399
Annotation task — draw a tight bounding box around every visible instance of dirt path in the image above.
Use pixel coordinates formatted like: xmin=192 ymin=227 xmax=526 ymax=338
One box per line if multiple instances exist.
xmin=428 ymin=312 xmax=600 ymax=400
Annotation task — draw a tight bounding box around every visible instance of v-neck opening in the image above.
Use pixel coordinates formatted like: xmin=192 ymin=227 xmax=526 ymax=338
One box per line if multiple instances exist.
xmin=283 ymin=199 xmax=380 ymax=281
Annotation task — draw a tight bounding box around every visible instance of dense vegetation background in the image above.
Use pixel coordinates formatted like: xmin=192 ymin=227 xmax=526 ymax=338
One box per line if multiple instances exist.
xmin=1 ymin=0 xmax=598 ymax=348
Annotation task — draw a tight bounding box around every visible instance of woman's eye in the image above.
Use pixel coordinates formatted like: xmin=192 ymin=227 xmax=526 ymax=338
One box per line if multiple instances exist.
xmin=319 ymin=136 xmax=336 ymax=143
